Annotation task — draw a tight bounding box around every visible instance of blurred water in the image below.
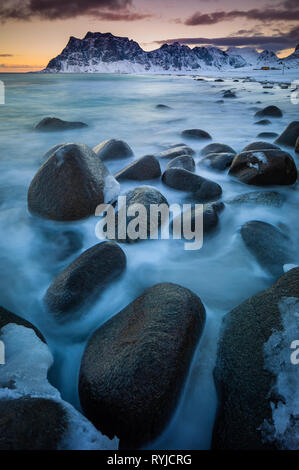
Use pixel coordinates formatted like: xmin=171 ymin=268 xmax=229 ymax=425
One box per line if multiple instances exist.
xmin=0 ymin=72 xmax=298 ymax=449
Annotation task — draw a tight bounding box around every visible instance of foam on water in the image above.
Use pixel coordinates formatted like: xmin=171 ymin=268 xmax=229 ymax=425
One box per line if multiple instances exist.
xmin=0 ymin=73 xmax=298 ymax=449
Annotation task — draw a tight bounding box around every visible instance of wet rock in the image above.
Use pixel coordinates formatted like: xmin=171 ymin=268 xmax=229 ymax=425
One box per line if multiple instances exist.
xmin=226 ymin=191 xmax=285 ymax=208
xmin=162 ymin=168 xmax=222 ymax=202
xmin=275 ymin=121 xmax=299 ymax=147
xmin=28 ymin=143 xmax=120 ymax=221
xmin=296 ymin=137 xmax=299 ymax=153
xmin=79 ymin=282 xmax=206 ymax=449
xmin=213 ymin=268 xmax=299 ymax=449
xmin=165 ymin=155 xmax=195 ymax=172
xmin=257 ymin=132 xmax=279 ymax=139
xmin=34 ymin=117 xmax=87 ymax=132
xmin=223 ymin=90 xmax=236 ymax=98
xmin=215 ymin=79 xmax=224 ymax=82
xmin=0 ymin=398 xmax=68 ymax=450
xmin=240 ymin=220 xmax=292 ymax=276
xmin=181 ymin=129 xmax=212 ymax=140
xmin=200 ymin=143 xmax=236 ymax=157
xmin=0 ymin=306 xmax=44 ymax=342
xmin=93 ymin=139 xmax=133 ymax=161
xmin=255 ymin=119 xmax=271 ymax=126
xmin=156 ymin=104 xmax=171 ymax=110
xmin=115 ymin=155 xmax=161 ymax=181
xmin=157 ymin=145 xmax=195 ymax=160
xmin=255 ymin=106 xmax=283 ymax=118
xmin=44 ymin=242 xmax=126 ymax=318
xmin=242 ymin=141 xmax=280 ymax=152
xmin=199 ymin=152 xmax=235 ymax=171
xmin=229 ymin=149 xmax=297 ymax=186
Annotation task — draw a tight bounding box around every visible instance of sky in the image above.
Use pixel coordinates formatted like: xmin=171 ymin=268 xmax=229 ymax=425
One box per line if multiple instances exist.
xmin=0 ymin=0 xmax=298 ymax=72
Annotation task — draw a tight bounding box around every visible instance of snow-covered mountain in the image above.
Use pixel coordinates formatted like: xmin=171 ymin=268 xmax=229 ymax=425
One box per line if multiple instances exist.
xmin=283 ymin=44 xmax=299 ymax=67
xmin=43 ymin=32 xmax=298 ymax=74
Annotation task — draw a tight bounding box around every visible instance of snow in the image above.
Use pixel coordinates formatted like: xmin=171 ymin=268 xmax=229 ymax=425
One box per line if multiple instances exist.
xmin=261 ymin=297 xmax=299 ymax=449
xmin=0 ymin=324 xmax=118 ymax=450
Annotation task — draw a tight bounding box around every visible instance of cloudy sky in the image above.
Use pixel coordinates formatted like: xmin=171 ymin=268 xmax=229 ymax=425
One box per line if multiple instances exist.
xmin=0 ymin=0 xmax=298 ymax=72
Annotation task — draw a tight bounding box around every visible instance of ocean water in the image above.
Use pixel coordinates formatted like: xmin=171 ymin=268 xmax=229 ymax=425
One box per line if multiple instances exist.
xmin=0 ymin=72 xmax=298 ymax=449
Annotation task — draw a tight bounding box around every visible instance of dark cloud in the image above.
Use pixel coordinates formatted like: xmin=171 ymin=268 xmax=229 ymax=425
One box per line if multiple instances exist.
xmin=281 ymin=0 xmax=298 ymax=9
xmin=0 ymin=0 xmax=150 ymax=21
xmin=184 ymin=8 xmax=299 ymax=26
xmin=155 ymin=25 xmax=299 ymax=52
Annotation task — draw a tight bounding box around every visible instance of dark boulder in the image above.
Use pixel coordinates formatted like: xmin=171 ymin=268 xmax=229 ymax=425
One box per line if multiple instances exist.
xmin=255 ymin=106 xmax=283 ymax=118
xmin=0 ymin=306 xmax=45 ymax=342
xmin=181 ymin=129 xmax=212 ymax=140
xmin=199 ymin=152 xmax=235 ymax=171
xmin=296 ymin=137 xmax=299 ymax=153
xmin=242 ymin=141 xmax=280 ymax=152
xmin=200 ymin=143 xmax=236 ymax=157
xmin=44 ymin=242 xmax=126 ymax=318
xmin=162 ymin=168 xmax=222 ymax=202
xmin=257 ymin=132 xmax=279 ymax=139
xmin=115 ymin=155 xmax=161 ymax=181
xmin=28 ymin=143 xmax=119 ymax=221
xmin=223 ymin=90 xmax=236 ymax=98
xmin=93 ymin=139 xmax=133 ymax=161
xmin=79 ymin=282 xmax=206 ymax=449
xmin=213 ymin=268 xmax=299 ymax=449
xmin=229 ymin=149 xmax=297 ymax=186
xmin=275 ymin=121 xmax=299 ymax=147
xmin=255 ymin=119 xmax=271 ymax=126
xmin=241 ymin=220 xmax=292 ymax=277
xmin=0 ymin=398 xmax=67 ymax=450
xmin=156 ymin=104 xmax=171 ymax=110
xmin=157 ymin=145 xmax=195 ymax=160
xmin=166 ymin=155 xmax=195 ymax=172
xmin=34 ymin=117 xmax=87 ymax=132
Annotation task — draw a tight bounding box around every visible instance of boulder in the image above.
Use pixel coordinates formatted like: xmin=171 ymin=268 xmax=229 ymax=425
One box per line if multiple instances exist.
xmin=0 ymin=398 xmax=67 ymax=450
xmin=241 ymin=220 xmax=292 ymax=277
xmin=275 ymin=121 xmax=299 ymax=147
xmin=156 ymin=104 xmax=171 ymax=110
xmin=255 ymin=119 xmax=271 ymax=126
xmin=181 ymin=129 xmax=212 ymax=140
xmin=165 ymin=155 xmax=195 ymax=172
xmin=242 ymin=141 xmax=280 ymax=152
xmin=255 ymin=106 xmax=283 ymax=118
xmin=200 ymin=143 xmax=236 ymax=157
xmin=162 ymin=168 xmax=222 ymax=202
xmin=257 ymin=132 xmax=279 ymax=139
xmin=115 ymin=155 xmax=161 ymax=181
xmin=109 ymin=186 xmax=169 ymax=244
xmin=229 ymin=149 xmax=297 ymax=186
xmin=199 ymin=153 xmax=235 ymax=171
xmin=296 ymin=137 xmax=299 ymax=153
xmin=226 ymin=191 xmax=285 ymax=208
xmin=28 ymin=143 xmax=120 ymax=221
xmin=79 ymin=282 xmax=206 ymax=449
xmin=0 ymin=306 xmax=44 ymax=342
xmin=223 ymin=90 xmax=236 ymax=98
xmin=44 ymin=242 xmax=126 ymax=318
xmin=213 ymin=268 xmax=299 ymax=449
xmin=157 ymin=145 xmax=195 ymax=160
xmin=93 ymin=139 xmax=133 ymax=161
xmin=34 ymin=117 xmax=87 ymax=132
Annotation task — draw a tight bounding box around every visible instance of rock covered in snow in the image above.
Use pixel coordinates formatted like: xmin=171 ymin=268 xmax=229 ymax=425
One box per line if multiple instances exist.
xmin=28 ymin=143 xmax=120 ymax=221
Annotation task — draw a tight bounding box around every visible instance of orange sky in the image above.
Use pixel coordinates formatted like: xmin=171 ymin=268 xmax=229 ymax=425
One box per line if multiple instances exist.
xmin=0 ymin=0 xmax=297 ymax=72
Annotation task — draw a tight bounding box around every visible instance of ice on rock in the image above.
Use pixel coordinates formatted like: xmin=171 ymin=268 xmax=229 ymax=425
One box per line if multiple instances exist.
xmin=0 ymin=324 xmax=118 ymax=450
xmin=261 ymin=297 xmax=299 ymax=449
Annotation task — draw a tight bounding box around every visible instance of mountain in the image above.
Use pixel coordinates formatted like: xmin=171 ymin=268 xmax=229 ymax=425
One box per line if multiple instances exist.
xmin=283 ymin=44 xmax=299 ymax=67
xmin=43 ymin=32 xmax=298 ymax=74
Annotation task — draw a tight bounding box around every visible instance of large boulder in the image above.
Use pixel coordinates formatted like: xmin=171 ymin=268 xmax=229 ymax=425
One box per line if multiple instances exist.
xmin=229 ymin=149 xmax=297 ymax=186
xmin=242 ymin=141 xmax=280 ymax=152
xmin=93 ymin=139 xmax=133 ymax=161
xmin=162 ymin=168 xmax=222 ymax=202
xmin=0 ymin=306 xmax=44 ymax=342
xmin=0 ymin=398 xmax=67 ymax=450
xmin=28 ymin=143 xmax=120 ymax=221
xmin=199 ymin=153 xmax=235 ymax=171
xmin=44 ymin=242 xmax=126 ymax=318
xmin=181 ymin=129 xmax=212 ymax=140
xmin=275 ymin=121 xmax=299 ymax=147
xmin=107 ymin=186 xmax=169 ymax=244
xmin=34 ymin=117 xmax=87 ymax=132
xmin=115 ymin=155 xmax=161 ymax=181
xmin=157 ymin=145 xmax=195 ymax=160
xmin=79 ymin=282 xmax=206 ymax=449
xmin=255 ymin=106 xmax=283 ymax=118
xmin=213 ymin=268 xmax=299 ymax=450
xmin=200 ymin=143 xmax=236 ymax=157
xmin=166 ymin=155 xmax=195 ymax=172
xmin=241 ymin=220 xmax=292 ymax=277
